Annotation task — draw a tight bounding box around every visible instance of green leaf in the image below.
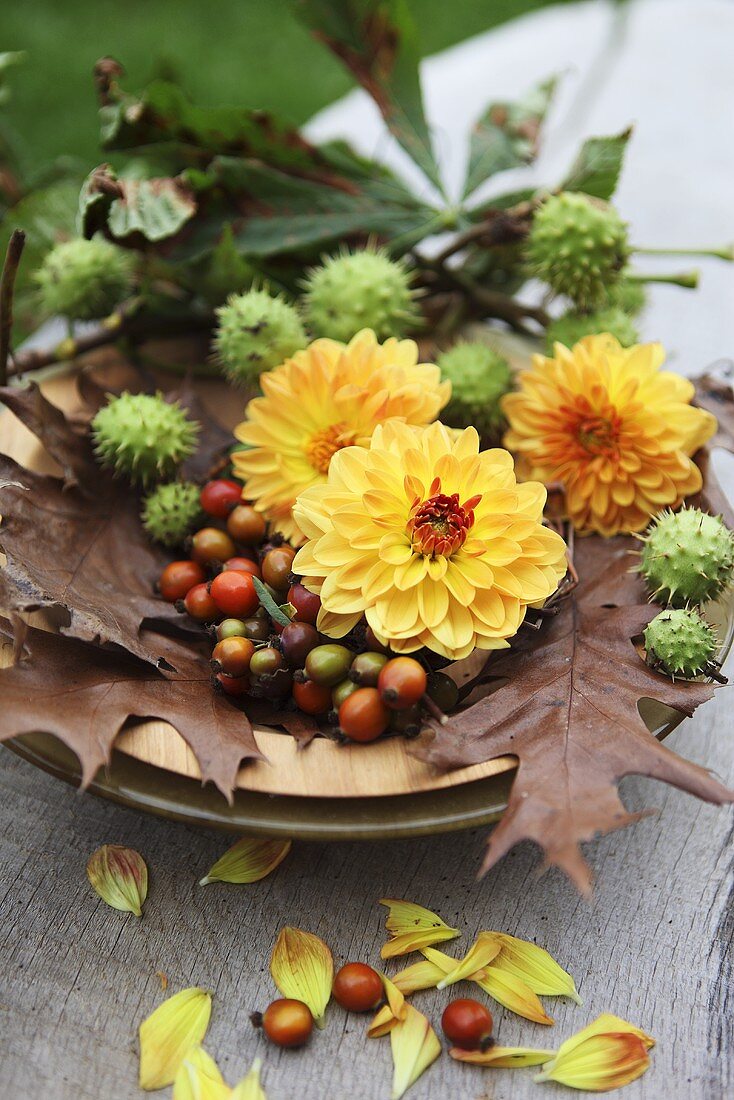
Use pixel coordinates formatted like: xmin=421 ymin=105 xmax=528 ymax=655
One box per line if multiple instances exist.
xmin=0 ymin=51 xmax=26 ymax=107
xmin=560 ymin=127 xmax=632 ymax=201
xmin=79 ymin=165 xmax=196 ymax=243
xmin=252 ymin=576 xmax=291 ymax=628
xmin=463 ymin=76 xmax=558 ymax=200
xmin=294 ymin=0 xmax=444 ymax=195
xmin=98 ymin=74 xmax=333 ymax=179
xmin=184 ymin=157 xmax=436 ymax=258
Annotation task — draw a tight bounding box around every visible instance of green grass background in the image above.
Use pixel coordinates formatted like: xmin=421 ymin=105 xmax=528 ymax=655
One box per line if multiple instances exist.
xmin=3 ymin=0 xmax=572 ymax=176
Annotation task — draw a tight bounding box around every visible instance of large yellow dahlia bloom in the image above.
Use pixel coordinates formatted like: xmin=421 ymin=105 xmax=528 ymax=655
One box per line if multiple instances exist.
xmin=502 ymin=335 xmax=716 ymax=536
xmin=292 ymin=421 xmax=567 ymax=661
xmin=233 ymin=329 xmax=450 ymax=543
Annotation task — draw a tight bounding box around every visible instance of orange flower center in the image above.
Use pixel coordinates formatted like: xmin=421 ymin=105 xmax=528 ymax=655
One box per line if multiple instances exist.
xmin=407 ymin=479 xmax=481 ymax=557
xmin=564 ymin=400 xmax=622 ymax=459
xmin=305 ymin=422 xmax=357 ymax=474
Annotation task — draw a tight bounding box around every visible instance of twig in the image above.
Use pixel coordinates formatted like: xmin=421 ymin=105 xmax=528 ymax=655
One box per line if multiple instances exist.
xmin=0 ymin=229 xmax=26 ymax=385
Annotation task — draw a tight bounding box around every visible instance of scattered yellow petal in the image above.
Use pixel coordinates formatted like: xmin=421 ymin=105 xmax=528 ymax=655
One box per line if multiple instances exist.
xmin=379 ymin=898 xmax=460 ymax=959
xmin=392 ymin=957 xmax=446 ymax=995
xmin=173 ymin=1046 xmax=230 ymax=1100
xmin=435 ymin=932 xmax=501 ymax=990
xmin=231 ymin=1058 xmax=267 ymax=1100
xmin=534 ymin=1014 xmax=654 ymax=1091
xmin=473 ymin=965 xmax=553 ymax=1025
xmin=87 ymin=844 xmax=148 ymax=917
xmin=199 ymin=838 xmax=291 ymax=886
xmin=491 ymin=933 xmax=581 ymax=1002
xmin=270 ymin=927 xmax=333 ymax=1027
xmin=139 ymin=988 xmax=212 ymax=1090
xmin=450 ymin=1044 xmax=556 ymax=1068
xmin=389 ymin=1004 xmax=441 ymax=1100
xmin=368 ymin=973 xmax=409 ymax=1038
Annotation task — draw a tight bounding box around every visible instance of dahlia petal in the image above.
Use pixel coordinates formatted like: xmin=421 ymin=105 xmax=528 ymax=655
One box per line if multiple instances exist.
xmin=379 ymin=533 xmax=413 ymax=565
xmin=417 ymin=579 xmax=450 ymax=629
xmin=393 ymin=554 xmax=429 ymax=590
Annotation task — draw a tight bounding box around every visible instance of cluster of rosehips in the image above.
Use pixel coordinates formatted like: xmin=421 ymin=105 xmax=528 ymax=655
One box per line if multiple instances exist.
xmin=157 ymin=479 xmax=459 ymax=739
xmin=253 ymin=962 xmax=494 ymax=1053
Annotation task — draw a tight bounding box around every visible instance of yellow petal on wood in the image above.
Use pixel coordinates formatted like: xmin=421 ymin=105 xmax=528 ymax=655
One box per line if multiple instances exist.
xmin=535 ymin=1031 xmax=652 ymax=1091
xmin=392 ymin=957 xmax=447 ymax=995
xmin=473 ymin=965 xmax=554 ymax=1025
xmin=87 ymin=844 xmax=148 ymax=917
xmin=139 ymin=988 xmax=212 ymax=1090
xmin=270 ymin=926 xmax=333 ymax=1028
xmin=492 ymin=933 xmax=581 ymax=1003
xmin=173 ymin=1046 xmax=230 ymax=1100
xmin=450 ymin=1044 xmax=556 ymax=1068
xmin=199 ymin=838 xmax=291 ymax=886
xmin=389 ymin=1004 xmax=441 ymax=1100
xmin=435 ymin=932 xmax=501 ymax=990
xmin=368 ymin=974 xmax=409 ymax=1038
xmin=379 ymin=898 xmax=460 ymax=959
xmin=231 ymin=1058 xmax=267 ymax=1100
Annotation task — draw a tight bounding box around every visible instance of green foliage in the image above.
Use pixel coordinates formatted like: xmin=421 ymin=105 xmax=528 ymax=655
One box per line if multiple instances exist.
xmin=214 ymin=289 xmax=307 ymax=383
xmin=545 ymin=306 xmax=639 ymax=352
xmin=79 ymin=165 xmax=197 ymax=244
xmin=644 ymin=607 xmax=717 ymax=680
xmin=640 ymin=507 xmax=734 ymax=608
xmin=561 ymin=128 xmax=632 ymax=201
xmin=35 ymin=237 xmax=134 ymax=320
xmin=91 ymin=392 xmax=199 ymax=486
xmin=462 ymin=75 xmax=557 ymax=199
xmin=303 ymin=247 xmax=419 ymax=341
xmin=526 ymin=191 xmax=630 ymax=308
xmin=141 ymin=481 xmax=203 ymax=547
xmin=437 ymin=342 xmax=512 ymax=440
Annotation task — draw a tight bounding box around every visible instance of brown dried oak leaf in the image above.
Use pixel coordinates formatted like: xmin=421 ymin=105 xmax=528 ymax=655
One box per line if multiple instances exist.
xmin=416 ymin=535 xmax=734 ymax=894
xmin=0 ymin=619 xmax=263 ymax=798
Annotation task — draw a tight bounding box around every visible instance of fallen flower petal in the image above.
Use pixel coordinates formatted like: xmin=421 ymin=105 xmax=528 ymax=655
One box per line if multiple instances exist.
xmin=379 ymin=898 xmax=460 ymax=959
xmin=139 ymin=988 xmax=212 ymax=1090
xmin=368 ymin=974 xmax=409 ymax=1038
xmin=473 ymin=965 xmax=553 ymax=1026
xmin=390 ymin=1004 xmax=441 ymax=1100
xmin=492 ymin=933 xmax=581 ymax=1002
xmin=392 ymin=957 xmax=447 ymax=996
xmin=451 ymin=1044 xmax=556 ymax=1068
xmin=436 ymin=932 xmax=501 ymax=990
xmin=87 ymin=844 xmax=148 ymax=917
xmin=199 ymin=838 xmax=291 ymax=886
xmin=173 ymin=1046 xmax=230 ymax=1100
xmin=231 ymin=1058 xmax=268 ymax=1100
xmin=270 ymin=927 xmax=333 ymax=1028
xmin=536 ymin=1033 xmax=651 ymax=1091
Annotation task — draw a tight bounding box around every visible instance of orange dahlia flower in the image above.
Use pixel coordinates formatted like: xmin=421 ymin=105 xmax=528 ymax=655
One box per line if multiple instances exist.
xmin=502 ymin=335 xmax=716 ymax=536
xmin=233 ymin=329 xmax=450 ymax=543
xmin=292 ymin=421 xmax=567 ymax=661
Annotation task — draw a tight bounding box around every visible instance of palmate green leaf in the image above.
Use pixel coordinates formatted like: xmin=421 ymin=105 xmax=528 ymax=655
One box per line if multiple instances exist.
xmin=462 ymin=76 xmax=558 ymax=200
xmin=294 ymin=0 xmax=444 ymax=195
xmin=561 ymin=127 xmax=632 ymax=200
xmin=183 ymin=156 xmax=438 ymax=259
xmin=98 ymin=74 xmax=333 ymax=179
xmin=79 ymin=165 xmax=197 ymax=243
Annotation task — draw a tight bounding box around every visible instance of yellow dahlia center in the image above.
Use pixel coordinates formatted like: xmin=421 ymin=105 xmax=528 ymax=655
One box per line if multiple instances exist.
xmin=305 ymin=422 xmax=357 ymax=474
xmin=407 ymin=481 xmax=482 ymax=557
xmin=567 ymin=400 xmax=621 ymax=458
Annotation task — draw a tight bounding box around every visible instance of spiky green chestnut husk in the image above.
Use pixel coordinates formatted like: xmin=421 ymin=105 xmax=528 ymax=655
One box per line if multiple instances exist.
xmin=91 ymin=392 xmax=199 ymax=486
xmin=643 ymin=607 xmax=718 ymax=679
xmin=526 ymin=192 xmax=630 ymax=309
xmin=436 ymin=342 xmax=512 ymax=441
xmin=606 ymin=276 xmax=647 ymax=317
xmin=302 ymin=248 xmax=420 ymax=342
xmin=36 ymin=237 xmax=134 ymax=321
xmin=545 ymin=307 xmax=639 ymax=353
xmin=639 ymin=507 xmax=734 ymax=607
xmin=141 ymin=481 xmax=203 ymax=547
xmin=214 ymin=289 xmax=306 ymax=384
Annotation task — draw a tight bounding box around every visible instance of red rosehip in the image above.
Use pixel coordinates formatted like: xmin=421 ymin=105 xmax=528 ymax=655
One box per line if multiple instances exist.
xmin=159 ymin=560 xmax=205 ymax=602
xmin=209 ymin=570 xmax=260 ymax=618
xmin=183 ymin=582 xmax=219 ymax=622
xmin=378 ymin=657 xmax=427 ymax=710
xmin=441 ymin=998 xmax=494 ymax=1051
xmin=338 ymin=687 xmax=390 ymax=742
xmin=200 ymin=479 xmax=242 ymax=519
xmin=287 ymin=582 xmax=321 ymax=625
xmin=332 ymin=963 xmax=383 ymax=1012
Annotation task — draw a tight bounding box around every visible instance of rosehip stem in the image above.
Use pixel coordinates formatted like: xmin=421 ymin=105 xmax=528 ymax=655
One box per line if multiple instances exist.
xmin=421 ymin=692 xmax=449 ymax=726
xmin=627 ymin=269 xmax=699 ymax=289
xmin=633 ymin=244 xmax=734 ymax=261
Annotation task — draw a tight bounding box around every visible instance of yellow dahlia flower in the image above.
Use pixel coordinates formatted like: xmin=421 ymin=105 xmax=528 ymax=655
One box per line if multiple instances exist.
xmin=233 ymin=329 xmax=450 ymax=543
xmin=292 ymin=421 xmax=567 ymax=661
xmin=502 ymin=335 xmax=716 ymax=537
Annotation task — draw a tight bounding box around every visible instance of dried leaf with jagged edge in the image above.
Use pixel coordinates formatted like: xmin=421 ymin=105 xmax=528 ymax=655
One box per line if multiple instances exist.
xmin=415 ymin=531 xmax=734 ymax=894
xmin=0 ymin=618 xmax=263 ymax=798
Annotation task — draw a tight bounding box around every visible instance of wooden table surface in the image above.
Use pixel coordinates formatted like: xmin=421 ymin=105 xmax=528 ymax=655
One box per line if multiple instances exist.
xmin=1 ymin=2 xmax=733 ymax=1097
